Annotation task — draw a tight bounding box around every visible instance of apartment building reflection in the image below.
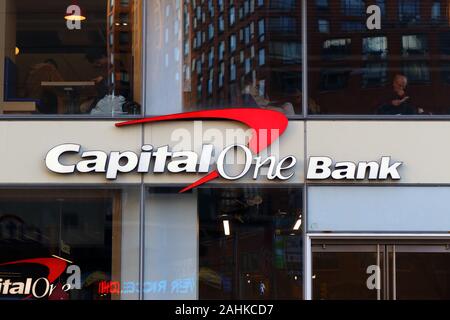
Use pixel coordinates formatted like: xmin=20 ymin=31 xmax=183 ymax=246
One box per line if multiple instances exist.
xmin=183 ymin=0 xmax=303 ymax=114
xmin=308 ymin=0 xmax=450 ymax=115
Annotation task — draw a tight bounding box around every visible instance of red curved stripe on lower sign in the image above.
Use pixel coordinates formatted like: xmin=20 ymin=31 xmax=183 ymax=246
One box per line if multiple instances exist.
xmin=116 ymin=108 xmax=289 ymax=192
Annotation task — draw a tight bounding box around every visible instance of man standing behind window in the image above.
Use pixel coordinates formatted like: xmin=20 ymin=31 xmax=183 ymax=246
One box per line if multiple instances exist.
xmin=377 ymin=74 xmax=418 ymax=115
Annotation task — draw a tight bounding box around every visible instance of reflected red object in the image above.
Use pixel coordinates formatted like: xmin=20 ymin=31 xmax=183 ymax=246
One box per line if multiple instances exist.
xmin=0 ymin=258 xmax=67 ymax=300
xmin=98 ymin=281 xmax=120 ymax=295
xmin=48 ymin=282 xmax=70 ymax=300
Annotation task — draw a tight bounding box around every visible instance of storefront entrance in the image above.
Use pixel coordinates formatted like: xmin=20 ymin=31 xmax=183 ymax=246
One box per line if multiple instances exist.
xmin=312 ymin=240 xmax=450 ymax=300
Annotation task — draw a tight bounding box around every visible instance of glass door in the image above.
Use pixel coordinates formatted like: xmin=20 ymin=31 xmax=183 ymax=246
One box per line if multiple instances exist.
xmin=393 ymin=244 xmax=450 ymax=300
xmin=312 ymin=243 xmax=384 ymax=300
xmin=312 ymin=240 xmax=450 ymax=300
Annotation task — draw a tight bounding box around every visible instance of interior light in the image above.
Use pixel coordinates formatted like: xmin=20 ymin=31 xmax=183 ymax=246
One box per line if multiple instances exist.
xmin=293 ymin=217 xmax=302 ymax=231
xmin=65 ymin=3 xmax=86 ymax=21
xmin=52 ymin=254 xmax=73 ymax=264
xmin=15 ymin=47 xmax=20 ymax=56
xmin=65 ymin=14 xmax=86 ymax=21
xmin=223 ymin=220 xmax=231 ymax=236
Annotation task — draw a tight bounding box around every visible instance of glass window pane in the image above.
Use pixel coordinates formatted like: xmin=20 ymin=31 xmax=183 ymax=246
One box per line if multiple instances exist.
xmin=0 ymin=0 xmax=143 ymax=116
xmin=147 ymin=0 xmax=302 ymax=116
xmin=312 ymin=246 xmax=380 ymax=300
xmin=199 ymin=187 xmax=303 ymax=299
xmin=308 ymin=1 xmax=450 ymax=115
xmin=144 ymin=187 xmax=303 ymax=300
xmin=399 ymin=0 xmax=420 ymax=23
xmin=0 ymin=187 xmax=140 ymax=300
xmin=341 ymin=0 xmax=366 ymax=17
xmin=396 ymin=250 xmax=450 ymax=300
xmin=318 ymin=19 xmax=330 ymax=33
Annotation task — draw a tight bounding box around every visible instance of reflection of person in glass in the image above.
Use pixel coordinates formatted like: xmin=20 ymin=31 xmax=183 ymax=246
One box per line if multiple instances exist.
xmin=259 ymin=281 xmax=266 ymax=296
xmin=377 ymin=74 xmax=417 ymax=115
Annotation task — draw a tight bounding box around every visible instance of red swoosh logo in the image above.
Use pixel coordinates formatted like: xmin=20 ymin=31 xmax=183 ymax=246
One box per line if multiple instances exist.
xmin=116 ymin=109 xmax=289 ymax=192
xmin=0 ymin=258 xmax=67 ymax=299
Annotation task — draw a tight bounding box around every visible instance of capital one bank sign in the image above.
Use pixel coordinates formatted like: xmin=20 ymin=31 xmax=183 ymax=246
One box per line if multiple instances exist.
xmin=44 ymin=109 xmax=402 ymax=190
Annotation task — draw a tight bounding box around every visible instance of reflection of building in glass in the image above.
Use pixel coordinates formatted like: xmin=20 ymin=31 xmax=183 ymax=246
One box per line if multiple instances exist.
xmin=0 ymin=189 xmax=119 ymax=300
xmin=107 ymin=0 xmax=135 ymax=100
xmin=309 ymin=0 xmax=450 ymax=115
xmin=183 ymin=0 xmax=302 ymax=114
xmin=198 ymin=188 xmax=303 ymax=300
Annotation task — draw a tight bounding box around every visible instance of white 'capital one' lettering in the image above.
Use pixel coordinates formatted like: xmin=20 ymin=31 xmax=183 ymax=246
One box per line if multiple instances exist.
xmin=45 ymin=144 xmax=81 ymax=174
xmin=46 ymin=143 xmax=297 ymax=182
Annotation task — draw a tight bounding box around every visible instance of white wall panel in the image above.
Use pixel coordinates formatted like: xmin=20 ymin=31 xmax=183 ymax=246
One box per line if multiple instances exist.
xmin=308 ymin=186 xmax=450 ymax=232
xmin=0 ymin=121 xmax=142 ymax=184
xmin=307 ymin=121 xmax=450 ymax=184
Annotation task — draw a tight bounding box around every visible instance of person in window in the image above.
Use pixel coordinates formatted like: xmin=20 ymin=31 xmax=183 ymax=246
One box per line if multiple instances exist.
xmin=244 ymin=82 xmax=296 ymax=115
xmin=25 ymin=59 xmax=64 ymax=114
xmin=80 ymin=49 xmax=110 ymax=113
xmin=377 ymin=74 xmax=418 ymax=115
xmin=291 ymin=89 xmax=322 ymax=115
xmin=80 ymin=49 xmax=140 ymax=115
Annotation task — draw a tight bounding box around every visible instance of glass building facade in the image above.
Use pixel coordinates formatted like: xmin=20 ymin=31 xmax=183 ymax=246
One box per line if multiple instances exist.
xmin=0 ymin=0 xmax=450 ymax=301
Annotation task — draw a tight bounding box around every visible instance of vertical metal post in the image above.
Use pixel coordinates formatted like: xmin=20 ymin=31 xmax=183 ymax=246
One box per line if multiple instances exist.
xmin=138 ymin=178 xmax=146 ymax=300
xmin=141 ymin=0 xmax=148 ymax=117
xmin=377 ymin=244 xmax=381 ymax=300
xmin=386 ymin=245 xmax=390 ymax=300
xmin=302 ymin=0 xmax=308 ymax=116
xmin=304 ymin=235 xmax=312 ymax=300
xmin=138 ymin=1 xmax=148 ymax=300
xmin=392 ymin=245 xmax=396 ymax=300
xmin=302 ymin=0 xmax=310 ymax=300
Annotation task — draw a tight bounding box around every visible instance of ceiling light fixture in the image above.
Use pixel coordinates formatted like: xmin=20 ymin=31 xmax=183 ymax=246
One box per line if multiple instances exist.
xmin=52 ymin=255 xmax=73 ymax=264
xmin=223 ymin=220 xmax=231 ymax=236
xmin=293 ymin=216 xmax=302 ymax=231
xmin=65 ymin=2 xmax=86 ymax=21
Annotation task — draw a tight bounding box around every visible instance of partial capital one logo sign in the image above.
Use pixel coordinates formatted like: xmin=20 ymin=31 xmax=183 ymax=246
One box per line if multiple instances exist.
xmin=45 ymin=109 xmax=297 ymax=192
xmin=0 ymin=258 xmax=80 ymax=299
